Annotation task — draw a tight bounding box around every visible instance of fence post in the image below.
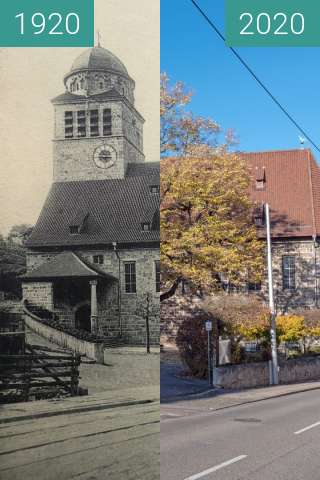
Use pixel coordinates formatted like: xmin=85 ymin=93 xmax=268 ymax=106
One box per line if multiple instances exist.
xmin=71 ymin=353 xmax=81 ymax=395
xmin=22 ymin=355 xmax=31 ymax=402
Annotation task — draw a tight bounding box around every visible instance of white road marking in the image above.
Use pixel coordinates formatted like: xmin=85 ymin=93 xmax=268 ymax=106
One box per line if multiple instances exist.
xmin=183 ymin=455 xmax=247 ymax=480
xmin=294 ymin=421 xmax=320 ymax=435
xmin=160 ymin=412 xmax=180 ymax=417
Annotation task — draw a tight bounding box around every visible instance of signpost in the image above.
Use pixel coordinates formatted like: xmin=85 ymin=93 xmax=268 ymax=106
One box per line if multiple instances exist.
xmin=205 ymin=320 xmax=213 ymax=387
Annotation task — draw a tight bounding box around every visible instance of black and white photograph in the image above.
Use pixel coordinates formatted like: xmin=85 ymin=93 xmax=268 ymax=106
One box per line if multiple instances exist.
xmin=0 ymin=1 xmax=160 ymax=478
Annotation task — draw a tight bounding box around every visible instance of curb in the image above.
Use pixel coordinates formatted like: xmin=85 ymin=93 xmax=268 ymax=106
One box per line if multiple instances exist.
xmin=207 ymin=383 xmax=320 ymax=412
xmin=161 ymin=383 xmax=320 ymax=408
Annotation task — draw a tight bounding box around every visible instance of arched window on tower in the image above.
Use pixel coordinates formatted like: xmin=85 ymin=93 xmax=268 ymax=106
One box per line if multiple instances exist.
xmin=65 ymin=111 xmax=74 ymax=138
xmin=103 ymin=109 xmax=112 ymax=136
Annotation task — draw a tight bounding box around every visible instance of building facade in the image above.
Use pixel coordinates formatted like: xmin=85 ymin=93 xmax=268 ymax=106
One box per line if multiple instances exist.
xmin=246 ymin=149 xmax=320 ymax=312
xmin=22 ymin=46 xmax=160 ymax=345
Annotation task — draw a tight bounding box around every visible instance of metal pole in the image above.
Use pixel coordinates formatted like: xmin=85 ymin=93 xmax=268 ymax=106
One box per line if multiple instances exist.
xmin=265 ymin=203 xmax=279 ymax=385
xmin=207 ymin=330 xmax=211 ymax=387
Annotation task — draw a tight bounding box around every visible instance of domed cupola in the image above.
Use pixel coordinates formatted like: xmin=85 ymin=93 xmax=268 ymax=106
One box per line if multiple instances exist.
xmin=64 ymin=45 xmax=135 ymax=104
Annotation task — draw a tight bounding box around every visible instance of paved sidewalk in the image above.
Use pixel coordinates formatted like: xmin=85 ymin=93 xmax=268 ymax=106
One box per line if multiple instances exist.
xmin=161 ymin=376 xmax=320 ymax=410
xmin=198 ymin=380 xmax=320 ymax=411
xmin=161 ymin=361 xmax=210 ymax=402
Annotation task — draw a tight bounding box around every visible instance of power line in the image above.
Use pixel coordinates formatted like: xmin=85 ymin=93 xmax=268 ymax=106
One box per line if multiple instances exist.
xmin=190 ymin=0 xmax=320 ymax=154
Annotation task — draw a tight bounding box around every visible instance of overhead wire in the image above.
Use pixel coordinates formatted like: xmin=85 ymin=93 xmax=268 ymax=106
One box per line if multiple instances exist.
xmin=190 ymin=0 xmax=320 ymax=154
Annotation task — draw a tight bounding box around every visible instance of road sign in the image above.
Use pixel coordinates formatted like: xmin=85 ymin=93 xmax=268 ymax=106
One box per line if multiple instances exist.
xmin=205 ymin=321 xmax=212 ymax=332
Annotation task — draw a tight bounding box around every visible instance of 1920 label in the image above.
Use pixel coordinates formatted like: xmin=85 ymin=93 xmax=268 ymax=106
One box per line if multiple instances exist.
xmin=0 ymin=0 xmax=93 ymax=47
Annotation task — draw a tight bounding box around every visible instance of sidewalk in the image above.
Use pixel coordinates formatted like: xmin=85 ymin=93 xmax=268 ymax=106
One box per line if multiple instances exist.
xmin=161 ymin=361 xmax=211 ymax=402
xmin=181 ymin=380 xmax=320 ymax=410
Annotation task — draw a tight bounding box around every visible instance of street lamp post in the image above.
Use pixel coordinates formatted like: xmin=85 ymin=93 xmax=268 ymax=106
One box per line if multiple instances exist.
xmin=265 ymin=203 xmax=279 ymax=385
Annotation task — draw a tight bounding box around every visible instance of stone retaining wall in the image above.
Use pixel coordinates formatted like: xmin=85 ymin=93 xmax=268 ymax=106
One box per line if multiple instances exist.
xmin=24 ymin=311 xmax=105 ymax=364
xmin=215 ymin=357 xmax=320 ymax=389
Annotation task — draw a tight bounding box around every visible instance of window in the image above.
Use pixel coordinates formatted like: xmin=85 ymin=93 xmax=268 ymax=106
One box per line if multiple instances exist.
xmin=103 ymin=109 xmax=112 ymax=136
xmin=93 ymin=255 xmax=104 ymax=265
xmin=65 ymin=111 xmax=73 ymax=138
xmin=77 ymin=110 xmax=86 ymax=137
xmin=248 ymin=282 xmax=262 ymax=292
xmin=282 ymin=256 xmax=296 ymax=290
xmin=90 ymin=109 xmax=99 ymax=137
xmin=125 ymin=262 xmax=136 ymax=293
xmin=149 ymin=185 xmax=160 ymax=194
xmin=255 ymin=167 xmax=266 ymax=190
xmin=155 ymin=260 xmax=160 ymax=292
xmin=141 ymin=222 xmax=151 ymax=231
xmin=69 ymin=226 xmax=80 ymax=235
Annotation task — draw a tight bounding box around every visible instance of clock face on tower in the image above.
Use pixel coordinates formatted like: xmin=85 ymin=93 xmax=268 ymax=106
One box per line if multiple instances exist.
xmin=93 ymin=145 xmax=116 ymax=169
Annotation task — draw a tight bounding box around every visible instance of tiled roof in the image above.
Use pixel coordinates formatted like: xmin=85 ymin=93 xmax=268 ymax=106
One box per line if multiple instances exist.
xmin=22 ymin=252 xmax=115 ymax=280
xmin=26 ymin=163 xmax=160 ymax=248
xmin=241 ymin=149 xmax=320 ymax=238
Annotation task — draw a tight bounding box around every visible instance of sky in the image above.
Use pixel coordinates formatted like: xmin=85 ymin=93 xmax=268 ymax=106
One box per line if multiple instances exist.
xmin=0 ymin=0 xmax=159 ymax=235
xmin=161 ymin=0 xmax=320 ymax=161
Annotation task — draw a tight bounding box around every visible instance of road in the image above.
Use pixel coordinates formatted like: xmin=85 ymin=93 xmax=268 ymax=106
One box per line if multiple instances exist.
xmin=161 ymin=388 xmax=320 ymax=480
xmin=0 ymin=386 xmax=159 ymax=480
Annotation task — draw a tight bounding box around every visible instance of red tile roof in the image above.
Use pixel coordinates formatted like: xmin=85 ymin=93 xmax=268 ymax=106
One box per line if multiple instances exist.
xmin=240 ymin=149 xmax=320 ymax=238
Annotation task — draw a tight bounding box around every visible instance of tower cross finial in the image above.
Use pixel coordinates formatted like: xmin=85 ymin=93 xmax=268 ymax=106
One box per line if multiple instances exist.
xmin=97 ymin=30 xmax=101 ymax=47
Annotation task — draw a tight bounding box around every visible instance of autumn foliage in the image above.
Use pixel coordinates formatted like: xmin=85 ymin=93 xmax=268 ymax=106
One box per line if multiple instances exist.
xmin=161 ymin=151 xmax=264 ymax=294
xmin=160 ymin=75 xmax=264 ymax=298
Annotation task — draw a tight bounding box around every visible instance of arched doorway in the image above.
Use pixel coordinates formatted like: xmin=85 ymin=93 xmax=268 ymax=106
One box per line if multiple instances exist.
xmin=75 ymin=304 xmax=91 ymax=332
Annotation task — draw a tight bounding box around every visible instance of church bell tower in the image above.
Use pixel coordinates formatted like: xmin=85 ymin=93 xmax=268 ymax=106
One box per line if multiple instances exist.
xmin=52 ymin=45 xmax=145 ymax=182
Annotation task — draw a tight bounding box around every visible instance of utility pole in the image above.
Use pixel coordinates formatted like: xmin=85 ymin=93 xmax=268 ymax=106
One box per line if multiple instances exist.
xmin=265 ymin=203 xmax=279 ymax=385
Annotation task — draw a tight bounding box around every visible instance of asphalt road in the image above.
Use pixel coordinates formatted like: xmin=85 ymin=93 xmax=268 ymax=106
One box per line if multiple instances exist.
xmin=161 ymin=388 xmax=320 ymax=480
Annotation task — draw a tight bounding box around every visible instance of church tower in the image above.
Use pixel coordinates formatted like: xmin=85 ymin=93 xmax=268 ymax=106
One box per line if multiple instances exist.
xmin=52 ymin=45 xmax=145 ymax=182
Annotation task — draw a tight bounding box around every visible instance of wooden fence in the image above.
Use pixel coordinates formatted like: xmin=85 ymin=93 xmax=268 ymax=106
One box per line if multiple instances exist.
xmin=0 ymin=345 xmax=81 ymax=402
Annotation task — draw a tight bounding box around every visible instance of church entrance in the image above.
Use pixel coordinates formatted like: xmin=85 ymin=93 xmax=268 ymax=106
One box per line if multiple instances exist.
xmin=75 ymin=304 xmax=91 ymax=332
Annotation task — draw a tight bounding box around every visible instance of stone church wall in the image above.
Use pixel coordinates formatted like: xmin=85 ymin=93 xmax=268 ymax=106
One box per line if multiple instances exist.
xmin=267 ymin=240 xmax=318 ymax=311
xmin=53 ymin=100 xmax=144 ymax=182
xmin=161 ymin=240 xmax=320 ymax=345
xmin=22 ymin=282 xmax=53 ymax=311
xmin=24 ymin=247 xmax=160 ymax=345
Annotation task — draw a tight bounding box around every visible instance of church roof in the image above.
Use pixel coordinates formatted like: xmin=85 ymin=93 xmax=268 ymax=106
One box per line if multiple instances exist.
xmin=67 ymin=46 xmax=129 ymax=77
xmin=22 ymin=252 xmax=115 ymax=280
xmin=242 ymin=149 xmax=320 ymax=238
xmin=26 ymin=163 xmax=160 ymax=248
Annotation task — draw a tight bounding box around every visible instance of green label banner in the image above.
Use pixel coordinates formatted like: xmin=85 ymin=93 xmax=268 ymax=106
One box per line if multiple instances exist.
xmin=226 ymin=0 xmax=320 ymax=47
xmin=0 ymin=0 xmax=94 ymax=47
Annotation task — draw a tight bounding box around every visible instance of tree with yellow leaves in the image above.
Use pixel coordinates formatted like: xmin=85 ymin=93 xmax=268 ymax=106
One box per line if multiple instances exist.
xmin=160 ymin=75 xmax=264 ymax=301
